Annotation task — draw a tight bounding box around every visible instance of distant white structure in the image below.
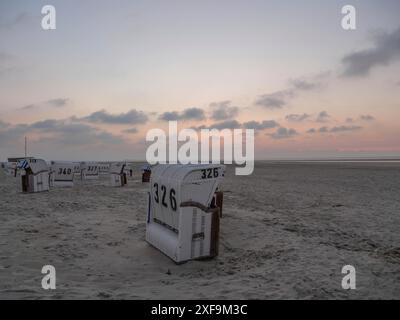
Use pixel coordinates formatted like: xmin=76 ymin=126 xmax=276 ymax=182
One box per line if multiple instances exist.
xmin=1 ymin=162 xmax=17 ymax=176
xmin=99 ymin=162 xmax=110 ymax=175
xmin=50 ymin=161 xmax=75 ymax=187
xmin=146 ymin=164 xmax=225 ymax=263
xmin=81 ymin=162 xmax=99 ymax=180
xmin=1 ymin=162 xmax=10 ymax=176
xmin=73 ymin=163 xmax=81 ymax=175
xmin=17 ymin=158 xmax=50 ymax=193
xmin=110 ymin=162 xmax=127 ymax=187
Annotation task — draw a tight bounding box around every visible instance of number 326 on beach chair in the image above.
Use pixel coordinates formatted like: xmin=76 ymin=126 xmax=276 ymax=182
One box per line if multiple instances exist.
xmin=146 ymin=164 xmax=225 ymax=263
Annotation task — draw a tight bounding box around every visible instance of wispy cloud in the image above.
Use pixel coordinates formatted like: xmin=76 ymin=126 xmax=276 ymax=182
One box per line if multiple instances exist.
xmin=255 ymin=73 xmax=330 ymax=109
xmin=46 ymin=98 xmax=70 ymax=108
xmin=288 ymin=78 xmax=319 ymax=91
xmin=20 ymin=104 xmax=37 ymax=110
xmin=83 ymin=109 xmax=148 ymax=125
xmin=0 ymin=12 xmax=32 ymax=29
xmin=330 ymin=125 xmax=363 ymax=133
xmin=122 ymin=127 xmax=138 ymax=134
xmin=0 ymin=118 xmax=125 ymax=147
xmin=316 ymin=111 xmax=330 ymax=123
xmin=243 ymin=120 xmax=279 ymax=130
xmin=19 ymin=98 xmax=70 ymax=110
xmin=209 ymin=101 xmax=239 ymax=121
xmin=342 ymin=27 xmax=400 ymax=77
xmin=285 ymin=113 xmax=311 ymax=122
xmin=197 ymin=120 xmax=242 ymax=130
xmin=159 ymin=107 xmax=205 ymax=121
xmin=307 ymin=125 xmax=363 ymax=134
xmin=194 ymin=119 xmax=278 ymax=131
xmin=360 ymin=114 xmax=375 ymax=121
xmin=255 ymin=90 xmax=294 ymax=109
xmin=269 ymin=127 xmax=298 ymax=140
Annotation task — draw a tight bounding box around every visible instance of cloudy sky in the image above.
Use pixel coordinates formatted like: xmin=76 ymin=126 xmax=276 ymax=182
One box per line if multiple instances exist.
xmin=1 ymin=0 xmax=400 ymax=161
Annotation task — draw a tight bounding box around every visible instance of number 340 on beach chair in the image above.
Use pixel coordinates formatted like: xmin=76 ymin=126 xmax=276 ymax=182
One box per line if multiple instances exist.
xmin=146 ymin=164 xmax=225 ymax=263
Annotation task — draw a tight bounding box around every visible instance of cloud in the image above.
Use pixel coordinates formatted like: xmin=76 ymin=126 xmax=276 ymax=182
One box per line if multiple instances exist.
xmin=46 ymin=98 xmax=69 ymax=108
xmin=269 ymin=127 xmax=298 ymax=140
xmin=0 ymin=12 xmax=31 ymax=29
xmin=288 ymin=79 xmax=318 ymax=91
xmin=285 ymin=113 xmax=311 ymax=122
xmin=194 ymin=119 xmax=277 ymax=131
xmin=41 ymin=127 xmax=124 ymax=146
xmin=158 ymin=111 xmax=180 ymax=121
xmin=122 ymin=128 xmax=139 ymax=134
xmin=255 ymin=73 xmax=330 ymax=109
xmin=307 ymin=125 xmax=363 ymax=134
xmin=243 ymin=120 xmax=279 ymax=130
xmin=255 ymin=90 xmax=293 ymax=109
xmin=20 ymin=104 xmax=37 ymax=110
xmin=159 ymin=107 xmax=205 ymax=121
xmin=30 ymin=119 xmax=59 ymax=130
xmin=346 ymin=117 xmax=354 ymax=123
xmin=0 ymin=118 xmax=124 ymax=147
xmin=360 ymin=114 xmax=375 ymax=121
xmin=342 ymin=27 xmax=400 ymax=77
xmin=330 ymin=125 xmax=362 ymax=133
xmin=210 ymin=101 xmax=239 ymax=120
xmin=207 ymin=120 xmax=242 ymax=130
xmin=83 ymin=109 xmax=148 ymax=125
xmin=0 ymin=124 xmax=30 ymax=145
xmin=19 ymin=98 xmax=69 ymax=110
xmin=181 ymin=108 xmax=206 ymax=121
xmin=290 ymin=72 xmax=331 ymax=90
xmin=316 ymin=111 xmax=330 ymax=123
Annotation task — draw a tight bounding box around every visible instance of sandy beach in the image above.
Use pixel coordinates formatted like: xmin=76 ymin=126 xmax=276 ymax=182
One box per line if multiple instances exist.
xmin=0 ymin=161 xmax=399 ymax=299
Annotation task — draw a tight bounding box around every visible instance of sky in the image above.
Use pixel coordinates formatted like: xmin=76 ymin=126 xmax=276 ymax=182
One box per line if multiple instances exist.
xmin=1 ymin=0 xmax=400 ymax=161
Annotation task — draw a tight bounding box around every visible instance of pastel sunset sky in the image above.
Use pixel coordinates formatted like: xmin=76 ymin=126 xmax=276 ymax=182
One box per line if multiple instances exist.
xmin=1 ymin=0 xmax=400 ymax=161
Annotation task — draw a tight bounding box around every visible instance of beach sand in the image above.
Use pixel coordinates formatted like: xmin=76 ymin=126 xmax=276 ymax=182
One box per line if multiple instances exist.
xmin=0 ymin=162 xmax=399 ymax=299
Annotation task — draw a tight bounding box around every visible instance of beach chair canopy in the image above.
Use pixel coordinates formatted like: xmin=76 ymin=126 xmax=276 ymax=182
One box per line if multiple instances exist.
xmin=149 ymin=164 xmax=225 ymax=230
xmin=110 ymin=162 xmax=126 ymax=175
xmin=141 ymin=164 xmax=152 ymax=172
xmin=17 ymin=158 xmax=48 ymax=175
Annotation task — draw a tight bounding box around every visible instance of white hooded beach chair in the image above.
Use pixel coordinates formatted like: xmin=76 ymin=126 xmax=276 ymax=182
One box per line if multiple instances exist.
xmin=146 ymin=164 xmax=225 ymax=263
xmin=99 ymin=163 xmax=110 ymax=175
xmin=110 ymin=162 xmax=127 ymax=187
xmin=17 ymin=158 xmax=50 ymax=193
xmin=50 ymin=161 xmax=74 ymax=187
xmin=81 ymin=162 xmax=99 ymax=180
